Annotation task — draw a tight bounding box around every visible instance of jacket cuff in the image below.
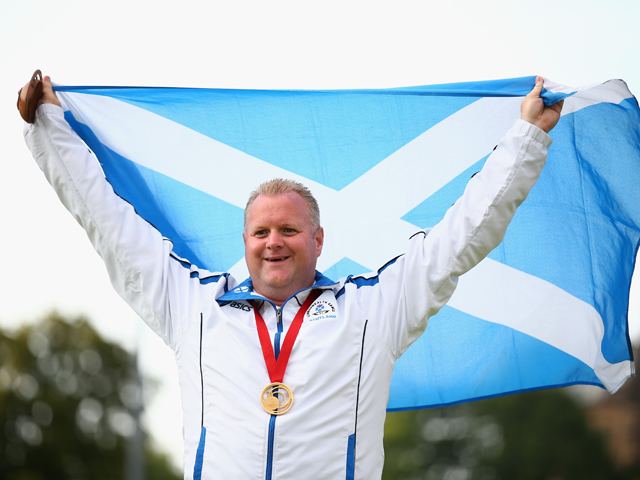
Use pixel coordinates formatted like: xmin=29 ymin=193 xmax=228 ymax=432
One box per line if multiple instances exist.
xmin=513 ymin=118 xmax=553 ymax=147
xmin=35 ymin=102 xmax=65 ymax=120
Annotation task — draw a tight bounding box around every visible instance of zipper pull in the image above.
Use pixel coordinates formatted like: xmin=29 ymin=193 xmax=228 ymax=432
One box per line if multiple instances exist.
xmin=276 ymin=307 xmax=283 ymax=325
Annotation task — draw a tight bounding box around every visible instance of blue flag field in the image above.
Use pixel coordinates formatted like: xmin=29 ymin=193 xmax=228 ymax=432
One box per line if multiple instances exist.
xmin=54 ymin=76 xmax=640 ymax=410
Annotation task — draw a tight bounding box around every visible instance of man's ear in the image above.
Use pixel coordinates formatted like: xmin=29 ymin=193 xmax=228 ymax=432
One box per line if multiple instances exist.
xmin=315 ymin=227 xmax=324 ymax=256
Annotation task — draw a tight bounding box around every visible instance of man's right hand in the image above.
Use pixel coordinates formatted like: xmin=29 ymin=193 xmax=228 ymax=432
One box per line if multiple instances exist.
xmin=19 ymin=74 xmax=61 ymax=108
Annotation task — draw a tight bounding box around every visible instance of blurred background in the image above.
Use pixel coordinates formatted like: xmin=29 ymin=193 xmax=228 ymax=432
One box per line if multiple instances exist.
xmin=2 ymin=1 xmax=639 ymax=478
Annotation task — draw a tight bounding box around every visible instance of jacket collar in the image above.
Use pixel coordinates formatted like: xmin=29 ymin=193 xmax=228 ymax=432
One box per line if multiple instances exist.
xmin=217 ymin=271 xmax=338 ymax=305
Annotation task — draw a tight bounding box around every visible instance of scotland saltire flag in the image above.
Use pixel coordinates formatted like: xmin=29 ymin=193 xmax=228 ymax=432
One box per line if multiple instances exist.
xmin=54 ymin=76 xmax=640 ymax=410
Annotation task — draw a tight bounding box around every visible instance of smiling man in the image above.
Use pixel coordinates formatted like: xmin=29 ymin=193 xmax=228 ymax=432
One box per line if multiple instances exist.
xmin=243 ymin=182 xmax=324 ymax=304
xmin=21 ymin=74 xmax=561 ymax=479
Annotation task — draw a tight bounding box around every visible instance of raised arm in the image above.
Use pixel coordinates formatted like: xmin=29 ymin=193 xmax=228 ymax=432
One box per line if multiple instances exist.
xmin=20 ymin=75 xmax=225 ymax=349
xmin=376 ymin=77 xmax=563 ymax=356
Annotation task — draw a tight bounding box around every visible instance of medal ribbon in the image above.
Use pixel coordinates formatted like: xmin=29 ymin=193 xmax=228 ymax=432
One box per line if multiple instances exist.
xmin=254 ymin=290 xmax=322 ymax=383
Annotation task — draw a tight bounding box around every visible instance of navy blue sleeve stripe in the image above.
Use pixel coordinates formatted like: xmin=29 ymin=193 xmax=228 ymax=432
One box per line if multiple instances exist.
xmin=189 ymin=270 xmax=228 ymax=285
xmin=336 ymin=255 xmax=403 ymax=299
xmin=170 ymin=252 xmax=192 ymax=268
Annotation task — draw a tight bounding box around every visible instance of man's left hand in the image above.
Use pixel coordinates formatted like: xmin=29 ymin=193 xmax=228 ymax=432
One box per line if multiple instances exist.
xmin=521 ymin=76 xmax=563 ymax=133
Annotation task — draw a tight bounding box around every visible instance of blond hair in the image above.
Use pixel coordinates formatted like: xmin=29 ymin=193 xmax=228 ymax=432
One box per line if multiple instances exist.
xmin=244 ymin=178 xmax=320 ymax=228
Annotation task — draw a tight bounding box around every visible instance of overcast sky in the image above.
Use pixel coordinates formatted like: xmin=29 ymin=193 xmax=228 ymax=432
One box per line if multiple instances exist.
xmin=2 ymin=0 xmax=639 ymax=469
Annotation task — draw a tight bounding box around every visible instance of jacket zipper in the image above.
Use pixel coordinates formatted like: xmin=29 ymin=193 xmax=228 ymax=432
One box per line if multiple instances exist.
xmin=265 ymin=306 xmax=283 ymax=480
xmin=263 ymin=288 xmax=326 ymax=480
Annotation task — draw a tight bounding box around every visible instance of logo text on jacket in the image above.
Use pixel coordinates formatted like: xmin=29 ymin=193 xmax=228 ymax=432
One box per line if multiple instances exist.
xmin=306 ymin=300 xmax=336 ymax=321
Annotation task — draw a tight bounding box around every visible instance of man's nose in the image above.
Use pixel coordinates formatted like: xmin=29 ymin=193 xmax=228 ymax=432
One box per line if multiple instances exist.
xmin=266 ymin=231 xmax=284 ymax=248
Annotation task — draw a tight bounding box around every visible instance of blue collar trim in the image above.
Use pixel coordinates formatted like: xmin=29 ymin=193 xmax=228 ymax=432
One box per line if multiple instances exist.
xmin=216 ymin=271 xmax=338 ymax=305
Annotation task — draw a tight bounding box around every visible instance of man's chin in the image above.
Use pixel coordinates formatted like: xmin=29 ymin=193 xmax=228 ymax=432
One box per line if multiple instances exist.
xmin=254 ymin=269 xmax=317 ymax=300
xmin=259 ymin=274 xmax=293 ymax=293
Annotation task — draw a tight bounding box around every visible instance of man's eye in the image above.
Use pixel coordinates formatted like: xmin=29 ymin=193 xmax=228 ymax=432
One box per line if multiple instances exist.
xmin=254 ymin=230 xmax=268 ymax=238
xmin=282 ymin=228 xmax=297 ymax=235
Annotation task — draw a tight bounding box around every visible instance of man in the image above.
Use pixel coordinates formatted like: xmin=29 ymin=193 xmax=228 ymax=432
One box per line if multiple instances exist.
xmin=21 ymin=74 xmax=561 ymax=479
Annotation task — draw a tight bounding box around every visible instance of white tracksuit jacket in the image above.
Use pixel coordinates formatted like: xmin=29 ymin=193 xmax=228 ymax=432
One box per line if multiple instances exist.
xmin=25 ymin=103 xmax=551 ymax=479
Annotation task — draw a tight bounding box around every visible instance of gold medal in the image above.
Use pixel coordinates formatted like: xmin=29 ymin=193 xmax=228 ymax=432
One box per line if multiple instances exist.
xmin=254 ymin=290 xmax=322 ymax=416
xmin=260 ymin=382 xmax=294 ymax=415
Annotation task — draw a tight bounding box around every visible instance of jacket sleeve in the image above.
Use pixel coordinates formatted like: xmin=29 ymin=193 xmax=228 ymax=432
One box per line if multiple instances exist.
xmin=24 ymin=103 xmax=223 ymax=350
xmin=373 ymin=118 xmax=552 ymax=357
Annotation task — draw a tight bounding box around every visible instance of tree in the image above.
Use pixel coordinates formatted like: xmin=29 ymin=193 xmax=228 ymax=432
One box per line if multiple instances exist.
xmin=0 ymin=312 xmax=180 ymax=480
xmin=383 ymin=390 xmax=623 ymax=480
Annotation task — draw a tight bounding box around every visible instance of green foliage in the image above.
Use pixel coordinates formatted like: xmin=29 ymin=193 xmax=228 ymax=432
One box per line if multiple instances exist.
xmin=383 ymin=390 xmax=622 ymax=480
xmin=0 ymin=312 xmax=180 ymax=480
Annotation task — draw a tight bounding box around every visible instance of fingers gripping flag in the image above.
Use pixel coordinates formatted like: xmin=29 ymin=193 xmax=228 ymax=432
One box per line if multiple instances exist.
xmin=54 ymin=76 xmax=640 ymax=409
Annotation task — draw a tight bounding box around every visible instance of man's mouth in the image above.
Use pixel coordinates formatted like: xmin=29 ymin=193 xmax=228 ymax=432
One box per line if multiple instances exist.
xmin=264 ymin=256 xmax=290 ymax=263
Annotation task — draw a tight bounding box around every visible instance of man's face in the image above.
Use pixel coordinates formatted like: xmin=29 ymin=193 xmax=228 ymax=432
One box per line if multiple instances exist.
xmin=243 ymin=192 xmax=324 ymax=304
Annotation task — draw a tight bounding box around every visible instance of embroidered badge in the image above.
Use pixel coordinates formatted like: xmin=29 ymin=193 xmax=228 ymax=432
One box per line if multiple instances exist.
xmin=306 ymin=300 xmax=337 ymax=321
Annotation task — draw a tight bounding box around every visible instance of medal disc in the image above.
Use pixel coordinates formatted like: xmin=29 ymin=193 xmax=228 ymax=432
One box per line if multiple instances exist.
xmin=260 ymin=382 xmax=294 ymax=415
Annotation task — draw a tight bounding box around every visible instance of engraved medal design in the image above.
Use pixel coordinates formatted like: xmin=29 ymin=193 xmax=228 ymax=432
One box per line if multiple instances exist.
xmin=260 ymin=382 xmax=294 ymax=415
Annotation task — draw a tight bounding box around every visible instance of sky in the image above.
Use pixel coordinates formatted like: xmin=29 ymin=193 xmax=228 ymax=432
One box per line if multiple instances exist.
xmin=2 ymin=0 xmax=639 ymax=470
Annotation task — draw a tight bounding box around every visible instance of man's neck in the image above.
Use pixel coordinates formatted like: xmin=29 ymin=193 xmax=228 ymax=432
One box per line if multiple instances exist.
xmin=254 ymin=286 xmax=315 ymax=307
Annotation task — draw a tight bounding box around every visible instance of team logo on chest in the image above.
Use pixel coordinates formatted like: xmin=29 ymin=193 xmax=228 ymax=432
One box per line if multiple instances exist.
xmin=306 ymin=300 xmax=336 ymax=321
